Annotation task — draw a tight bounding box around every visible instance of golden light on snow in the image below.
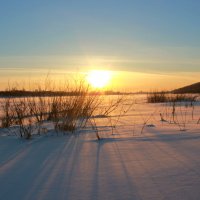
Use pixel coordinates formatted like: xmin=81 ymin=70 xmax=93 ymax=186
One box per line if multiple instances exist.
xmin=87 ymin=70 xmax=112 ymax=88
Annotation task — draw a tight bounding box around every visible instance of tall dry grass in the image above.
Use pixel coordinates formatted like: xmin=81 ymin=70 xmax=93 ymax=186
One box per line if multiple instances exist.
xmin=147 ymin=91 xmax=198 ymax=103
xmin=0 ymin=80 xmax=132 ymax=140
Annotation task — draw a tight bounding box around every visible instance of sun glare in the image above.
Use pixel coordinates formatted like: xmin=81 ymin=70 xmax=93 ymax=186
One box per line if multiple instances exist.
xmin=87 ymin=70 xmax=111 ymax=88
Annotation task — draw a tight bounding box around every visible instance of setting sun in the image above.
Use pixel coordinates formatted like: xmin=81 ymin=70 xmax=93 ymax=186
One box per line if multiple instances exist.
xmin=87 ymin=70 xmax=111 ymax=88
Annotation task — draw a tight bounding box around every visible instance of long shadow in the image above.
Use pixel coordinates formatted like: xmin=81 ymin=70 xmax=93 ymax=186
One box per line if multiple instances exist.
xmin=85 ymin=130 xmax=200 ymax=199
xmin=89 ymin=138 xmax=140 ymax=199
xmin=136 ymin=127 xmax=200 ymax=198
xmin=0 ymin=134 xmax=85 ymax=200
xmin=85 ymin=132 xmax=200 ymax=144
xmin=2 ymin=130 xmax=200 ymax=200
xmin=28 ymin=134 xmax=85 ymax=200
xmin=89 ymin=138 xmax=102 ymax=200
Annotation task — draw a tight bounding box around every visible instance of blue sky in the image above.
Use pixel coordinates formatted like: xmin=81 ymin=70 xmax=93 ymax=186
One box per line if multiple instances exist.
xmin=0 ymin=0 xmax=200 ymax=89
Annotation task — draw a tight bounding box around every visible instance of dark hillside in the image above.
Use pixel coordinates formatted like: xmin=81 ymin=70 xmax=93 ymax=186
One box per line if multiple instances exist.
xmin=173 ymin=82 xmax=200 ymax=93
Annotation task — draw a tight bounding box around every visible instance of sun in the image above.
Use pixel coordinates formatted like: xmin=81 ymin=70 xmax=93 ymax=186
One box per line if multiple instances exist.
xmin=87 ymin=70 xmax=111 ymax=88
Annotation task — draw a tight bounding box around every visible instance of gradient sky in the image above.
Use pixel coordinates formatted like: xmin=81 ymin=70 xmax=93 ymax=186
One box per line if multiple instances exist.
xmin=0 ymin=0 xmax=200 ymax=90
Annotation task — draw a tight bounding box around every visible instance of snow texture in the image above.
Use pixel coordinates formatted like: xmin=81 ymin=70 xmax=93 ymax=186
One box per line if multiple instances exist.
xmin=1 ymin=99 xmax=200 ymax=200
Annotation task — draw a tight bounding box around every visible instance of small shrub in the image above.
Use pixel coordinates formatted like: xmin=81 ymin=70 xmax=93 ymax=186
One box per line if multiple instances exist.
xmin=169 ymin=94 xmax=198 ymax=103
xmin=12 ymin=98 xmax=36 ymax=139
xmin=147 ymin=91 xmax=168 ymax=103
xmin=0 ymin=79 xmax=134 ymax=140
xmin=147 ymin=92 xmax=198 ymax=104
xmin=1 ymin=98 xmax=15 ymax=128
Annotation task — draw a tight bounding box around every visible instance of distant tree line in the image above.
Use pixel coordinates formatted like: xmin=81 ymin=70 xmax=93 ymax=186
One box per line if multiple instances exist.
xmin=0 ymin=89 xmax=132 ymax=97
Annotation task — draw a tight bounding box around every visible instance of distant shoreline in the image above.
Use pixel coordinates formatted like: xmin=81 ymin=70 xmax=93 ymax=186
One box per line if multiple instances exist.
xmin=0 ymin=90 xmax=142 ymax=98
xmin=1 ymin=82 xmax=200 ymax=98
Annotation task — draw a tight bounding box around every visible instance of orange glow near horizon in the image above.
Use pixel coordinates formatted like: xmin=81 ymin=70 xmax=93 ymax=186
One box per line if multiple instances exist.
xmin=0 ymin=69 xmax=200 ymax=92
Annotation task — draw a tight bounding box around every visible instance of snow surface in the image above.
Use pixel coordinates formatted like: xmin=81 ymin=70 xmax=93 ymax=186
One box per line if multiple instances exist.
xmin=1 ymin=98 xmax=200 ymax=200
